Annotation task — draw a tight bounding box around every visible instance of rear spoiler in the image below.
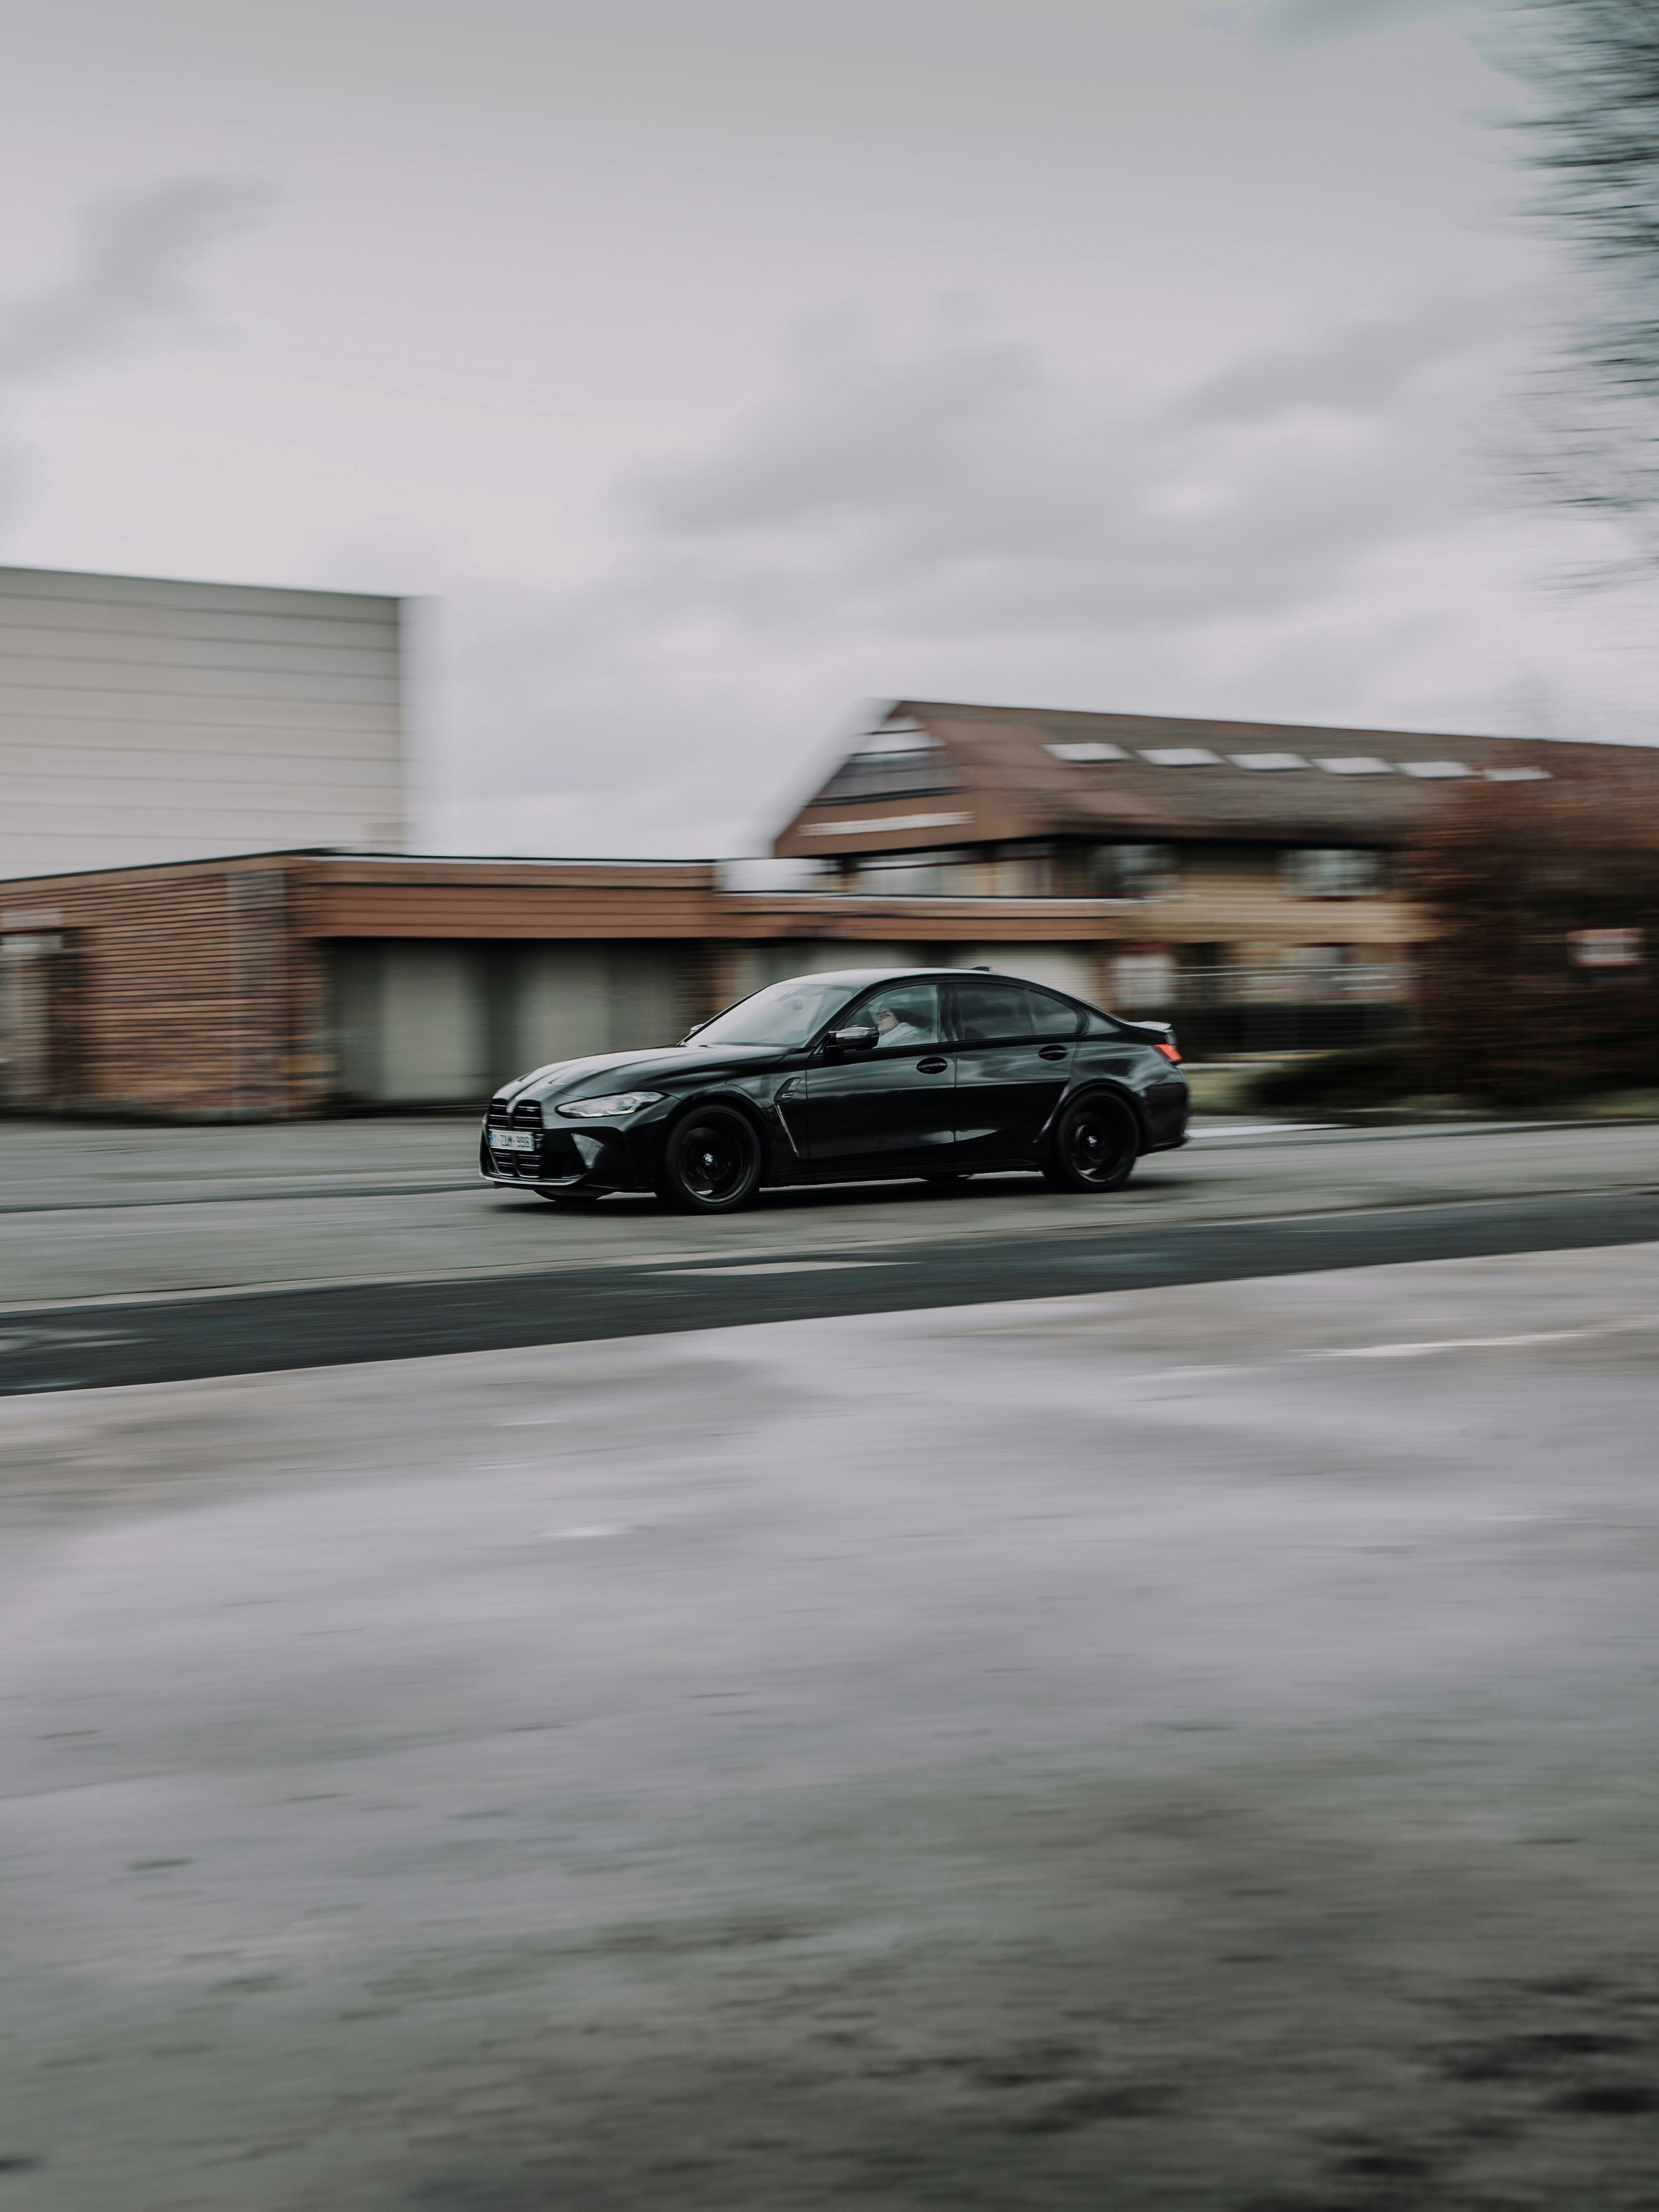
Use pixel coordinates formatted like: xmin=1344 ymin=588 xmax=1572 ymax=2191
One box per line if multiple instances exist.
xmin=1119 ymin=1017 xmax=1181 ymax=1063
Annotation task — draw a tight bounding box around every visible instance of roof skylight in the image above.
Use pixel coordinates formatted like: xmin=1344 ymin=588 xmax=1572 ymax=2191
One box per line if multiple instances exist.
xmin=1399 ymin=760 xmax=1471 ymax=779
xmin=1316 ymin=756 xmax=1391 ymax=775
xmin=1141 ymin=747 xmax=1221 ymax=766
xmin=1229 ymin=751 xmax=1308 ymax=770
xmin=1485 ymin=766 xmax=1551 ymax=782
xmin=1044 ymin=741 xmax=1128 ymax=762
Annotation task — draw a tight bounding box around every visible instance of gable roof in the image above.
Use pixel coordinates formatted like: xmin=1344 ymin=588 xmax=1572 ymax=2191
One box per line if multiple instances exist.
xmin=772 ymin=701 xmax=1659 ymax=856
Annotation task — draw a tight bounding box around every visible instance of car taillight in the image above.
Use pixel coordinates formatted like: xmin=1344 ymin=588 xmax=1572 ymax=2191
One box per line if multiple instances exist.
xmin=1153 ymin=1041 xmax=1182 ymax=1064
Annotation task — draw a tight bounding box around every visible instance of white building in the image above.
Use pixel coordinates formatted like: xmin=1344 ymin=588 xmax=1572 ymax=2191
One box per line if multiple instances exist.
xmin=0 ymin=565 xmax=403 ymax=879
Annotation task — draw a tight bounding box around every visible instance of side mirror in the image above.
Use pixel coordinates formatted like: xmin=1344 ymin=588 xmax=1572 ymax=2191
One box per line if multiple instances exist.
xmin=826 ymin=1024 xmax=879 ymax=1057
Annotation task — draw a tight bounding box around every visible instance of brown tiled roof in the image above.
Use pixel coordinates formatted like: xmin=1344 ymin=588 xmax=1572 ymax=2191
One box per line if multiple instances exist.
xmin=772 ymin=700 xmax=1659 ymax=855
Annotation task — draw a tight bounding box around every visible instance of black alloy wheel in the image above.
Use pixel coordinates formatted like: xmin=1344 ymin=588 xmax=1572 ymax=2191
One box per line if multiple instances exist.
xmin=655 ymin=1104 xmax=763 ymax=1214
xmin=1043 ymin=1092 xmax=1139 ymax=1193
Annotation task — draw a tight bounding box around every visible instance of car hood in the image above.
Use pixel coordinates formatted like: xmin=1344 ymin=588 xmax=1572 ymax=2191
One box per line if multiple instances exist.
xmin=497 ymin=1044 xmax=773 ymax=1104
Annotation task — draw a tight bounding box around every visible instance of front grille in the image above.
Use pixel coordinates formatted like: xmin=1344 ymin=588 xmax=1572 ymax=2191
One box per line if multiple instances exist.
xmin=484 ymin=1124 xmax=587 ymax=1181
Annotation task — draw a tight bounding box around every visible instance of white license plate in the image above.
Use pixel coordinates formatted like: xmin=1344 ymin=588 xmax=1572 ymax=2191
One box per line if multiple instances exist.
xmin=490 ymin=1127 xmax=536 ymax=1152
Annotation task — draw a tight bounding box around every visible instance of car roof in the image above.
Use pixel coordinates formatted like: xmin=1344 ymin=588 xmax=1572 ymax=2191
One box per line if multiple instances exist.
xmin=777 ymin=965 xmax=1119 ymax=1015
xmin=782 ymin=965 xmax=1005 ymax=984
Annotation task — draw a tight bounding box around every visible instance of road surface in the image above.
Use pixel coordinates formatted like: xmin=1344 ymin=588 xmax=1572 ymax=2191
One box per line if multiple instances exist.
xmin=3 ymin=1114 xmax=1658 ymax=1390
xmin=5 ymin=1116 xmax=1659 ymax=2208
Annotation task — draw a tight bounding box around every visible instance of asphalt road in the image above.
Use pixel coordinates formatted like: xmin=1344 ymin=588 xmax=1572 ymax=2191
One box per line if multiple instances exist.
xmin=7 ymin=1242 xmax=1659 ymax=2210
xmin=4 ymin=1115 xmax=1659 ymax=1392
xmin=7 ymin=1185 xmax=1659 ymax=1395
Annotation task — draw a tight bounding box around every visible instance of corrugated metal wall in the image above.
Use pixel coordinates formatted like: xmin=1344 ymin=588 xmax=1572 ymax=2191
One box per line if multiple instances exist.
xmin=0 ymin=566 xmax=403 ymax=878
xmin=328 ymin=940 xmax=695 ymax=1104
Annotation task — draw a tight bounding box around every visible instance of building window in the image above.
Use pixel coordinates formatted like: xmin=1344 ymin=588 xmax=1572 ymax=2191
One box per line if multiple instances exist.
xmin=1281 ymin=848 xmax=1384 ymax=898
xmin=1569 ymin=928 xmax=1644 ymax=970
xmin=1110 ymin=951 xmax=1178 ymax=1009
xmin=1044 ymin=740 xmax=1128 ymax=763
xmin=995 ymin=845 xmax=1059 ymax=896
xmin=1091 ymin=844 xmax=1179 ymax=900
xmin=839 ymin=848 xmax=971 ymax=895
xmin=813 ymin=724 xmax=960 ymax=804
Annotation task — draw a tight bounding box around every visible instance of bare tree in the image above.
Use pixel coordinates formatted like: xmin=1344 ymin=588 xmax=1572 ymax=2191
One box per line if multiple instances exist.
xmin=1512 ymin=1 xmax=1659 ymax=550
xmin=1412 ymin=755 xmax=1659 ymax=1104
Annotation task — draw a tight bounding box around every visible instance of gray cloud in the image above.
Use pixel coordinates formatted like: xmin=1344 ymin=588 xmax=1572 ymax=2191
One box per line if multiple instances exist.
xmin=1248 ymin=0 xmax=1485 ymax=46
xmin=638 ymin=314 xmax=1043 ymax=536
xmin=432 ymin=293 xmax=1558 ymax=854
xmin=0 ymin=176 xmax=274 ymax=387
xmin=625 ymin=298 xmax=1506 ymax=640
xmin=1173 ymin=296 xmax=1512 ymax=424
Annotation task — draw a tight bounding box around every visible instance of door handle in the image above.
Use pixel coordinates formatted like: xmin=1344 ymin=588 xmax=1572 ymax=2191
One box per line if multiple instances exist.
xmin=916 ymin=1057 xmax=948 ymax=1073
xmin=1038 ymin=1044 xmax=1069 ymax=1061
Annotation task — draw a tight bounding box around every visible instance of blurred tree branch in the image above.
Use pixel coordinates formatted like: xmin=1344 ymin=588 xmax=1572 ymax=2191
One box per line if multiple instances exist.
xmin=1511 ymin=1 xmax=1659 ymax=553
xmin=1411 ymin=758 xmax=1659 ymax=1103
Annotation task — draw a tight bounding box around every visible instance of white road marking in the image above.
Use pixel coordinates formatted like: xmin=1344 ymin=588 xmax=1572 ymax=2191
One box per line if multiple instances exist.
xmin=1315 ymin=1332 xmax=1578 ymax=1359
xmin=666 ymin=1260 xmax=896 ymax=1277
xmin=1188 ymin=1121 xmax=1333 ymax=1139
xmin=610 ymin=1250 xmax=779 ymax=1267
xmin=1122 ymin=1316 xmax=1659 ymax=1383
xmin=1311 ymin=1327 xmax=1620 ymax=1360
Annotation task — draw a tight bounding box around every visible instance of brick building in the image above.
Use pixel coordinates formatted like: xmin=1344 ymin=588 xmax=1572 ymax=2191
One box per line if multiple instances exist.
xmin=4 ymin=697 xmax=1654 ymax=1120
xmin=774 ymin=700 xmax=1629 ymax=1033
xmin=0 ymin=849 xmax=1137 ymax=1118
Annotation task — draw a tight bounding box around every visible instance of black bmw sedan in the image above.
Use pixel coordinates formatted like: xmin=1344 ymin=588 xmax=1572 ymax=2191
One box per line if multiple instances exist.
xmin=479 ymin=966 xmax=1188 ymax=1213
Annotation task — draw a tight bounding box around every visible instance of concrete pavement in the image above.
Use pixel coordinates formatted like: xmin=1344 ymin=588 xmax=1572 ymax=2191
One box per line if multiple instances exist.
xmin=6 ymin=1243 xmax=1659 ymax=2208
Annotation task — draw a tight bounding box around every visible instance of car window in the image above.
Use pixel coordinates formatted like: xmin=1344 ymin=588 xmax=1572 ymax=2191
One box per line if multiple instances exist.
xmin=1027 ymin=988 xmax=1082 ymax=1038
xmin=850 ymin=981 xmax=944 ymax=1049
xmin=954 ymin=982 xmax=1035 ymax=1043
xmin=693 ymin=976 xmax=860 ymax=1048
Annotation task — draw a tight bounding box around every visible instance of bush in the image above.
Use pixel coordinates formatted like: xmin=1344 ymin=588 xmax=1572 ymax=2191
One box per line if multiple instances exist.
xmin=1247 ymin=1044 xmax=1418 ymax=1112
xmin=1411 ymin=760 xmax=1659 ymax=1109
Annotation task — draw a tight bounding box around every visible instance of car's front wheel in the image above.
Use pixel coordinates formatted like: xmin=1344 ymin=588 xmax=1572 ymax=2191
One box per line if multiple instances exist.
xmin=654 ymin=1105 xmax=763 ymax=1213
xmin=1042 ymin=1092 xmax=1139 ymax=1193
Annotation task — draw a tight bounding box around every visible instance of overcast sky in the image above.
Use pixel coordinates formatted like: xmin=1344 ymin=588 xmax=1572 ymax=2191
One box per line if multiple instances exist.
xmin=1 ymin=0 xmax=1651 ymax=855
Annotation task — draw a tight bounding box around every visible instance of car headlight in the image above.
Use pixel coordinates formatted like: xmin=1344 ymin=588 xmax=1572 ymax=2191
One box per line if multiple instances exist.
xmin=555 ymin=1090 xmax=665 ymax=1119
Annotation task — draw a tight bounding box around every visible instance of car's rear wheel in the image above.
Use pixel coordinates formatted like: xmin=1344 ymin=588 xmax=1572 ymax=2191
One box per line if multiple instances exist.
xmin=655 ymin=1105 xmax=763 ymax=1213
xmin=535 ymin=1189 xmax=601 ymax=1206
xmin=1042 ymin=1092 xmax=1139 ymax=1193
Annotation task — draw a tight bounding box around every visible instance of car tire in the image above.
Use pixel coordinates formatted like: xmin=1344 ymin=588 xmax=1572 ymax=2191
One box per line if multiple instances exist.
xmin=1042 ymin=1092 xmax=1139 ymax=1193
xmin=535 ymin=1190 xmax=601 ymax=1206
xmin=654 ymin=1104 xmax=763 ymax=1214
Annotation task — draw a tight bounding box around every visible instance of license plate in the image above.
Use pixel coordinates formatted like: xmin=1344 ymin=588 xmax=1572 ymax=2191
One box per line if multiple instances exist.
xmin=490 ymin=1127 xmax=536 ymax=1152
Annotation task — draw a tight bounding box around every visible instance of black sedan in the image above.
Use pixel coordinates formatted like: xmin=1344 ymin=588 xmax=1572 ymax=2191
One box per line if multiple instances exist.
xmin=479 ymin=966 xmax=1188 ymax=1213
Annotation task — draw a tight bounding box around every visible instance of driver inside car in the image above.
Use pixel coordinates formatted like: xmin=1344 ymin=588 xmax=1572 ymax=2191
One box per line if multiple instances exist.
xmin=867 ymin=991 xmax=937 ymax=1051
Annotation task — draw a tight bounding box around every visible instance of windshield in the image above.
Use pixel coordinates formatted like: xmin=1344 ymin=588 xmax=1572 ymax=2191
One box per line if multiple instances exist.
xmin=691 ymin=976 xmax=860 ymax=1050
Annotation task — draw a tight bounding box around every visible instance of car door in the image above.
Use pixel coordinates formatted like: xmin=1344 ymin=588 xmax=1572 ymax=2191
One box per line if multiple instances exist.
xmin=800 ymin=980 xmax=956 ymax=1173
xmin=948 ymin=980 xmax=1078 ymax=1166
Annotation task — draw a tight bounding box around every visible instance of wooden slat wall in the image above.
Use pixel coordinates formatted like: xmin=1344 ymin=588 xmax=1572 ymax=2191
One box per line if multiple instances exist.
xmin=298 ymin=857 xmax=721 ymax=940
xmin=722 ymin=895 xmax=1129 ymax=942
